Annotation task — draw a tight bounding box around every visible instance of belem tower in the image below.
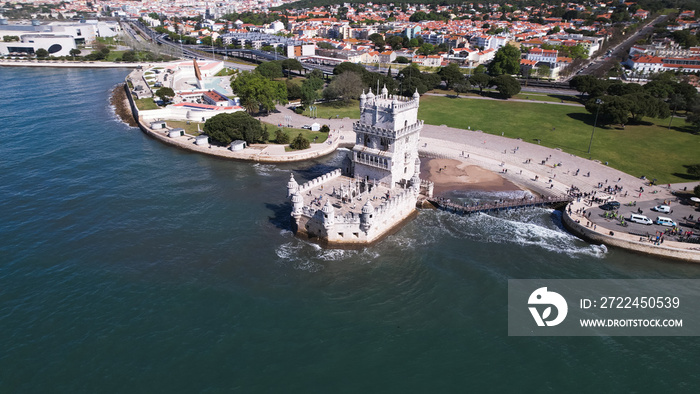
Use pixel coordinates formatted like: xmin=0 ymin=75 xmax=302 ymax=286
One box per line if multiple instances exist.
xmin=286 ymin=87 xmax=433 ymax=246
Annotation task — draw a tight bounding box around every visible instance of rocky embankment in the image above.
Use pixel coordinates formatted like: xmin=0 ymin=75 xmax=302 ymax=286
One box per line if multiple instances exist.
xmin=111 ymin=84 xmax=138 ymax=127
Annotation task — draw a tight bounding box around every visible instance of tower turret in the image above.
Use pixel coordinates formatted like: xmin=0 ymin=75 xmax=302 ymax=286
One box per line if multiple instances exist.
xmin=321 ymin=199 xmax=335 ymax=228
xmin=411 ymin=157 xmax=421 ymax=191
xmin=381 ymin=84 xmax=388 ymax=98
xmin=287 ymin=172 xmax=299 ymax=198
xmin=291 ymin=191 xmax=304 ymax=218
xmin=413 ymin=89 xmax=420 ymax=103
xmin=366 ymin=88 xmax=375 ymax=102
xmin=359 ymin=90 xmax=367 ymax=108
xmin=360 ymin=200 xmax=374 ymax=232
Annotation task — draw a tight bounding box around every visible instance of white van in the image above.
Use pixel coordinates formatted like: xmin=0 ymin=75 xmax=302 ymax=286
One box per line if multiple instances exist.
xmin=629 ymin=214 xmax=653 ymax=225
xmin=655 ymin=216 xmax=677 ymax=227
xmin=651 ymin=205 xmax=672 ymax=213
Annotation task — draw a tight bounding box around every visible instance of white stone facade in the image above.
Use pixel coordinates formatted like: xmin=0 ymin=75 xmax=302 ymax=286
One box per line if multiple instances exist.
xmin=286 ymin=89 xmax=431 ymax=246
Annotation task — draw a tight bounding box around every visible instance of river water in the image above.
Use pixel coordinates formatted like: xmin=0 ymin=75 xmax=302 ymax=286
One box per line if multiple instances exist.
xmin=1 ymin=67 xmax=699 ymax=392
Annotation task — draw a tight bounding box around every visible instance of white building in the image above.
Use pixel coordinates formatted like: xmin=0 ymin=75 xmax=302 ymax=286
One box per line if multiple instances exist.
xmin=0 ymin=34 xmax=76 ymax=57
xmin=286 ymin=87 xmax=432 ymax=246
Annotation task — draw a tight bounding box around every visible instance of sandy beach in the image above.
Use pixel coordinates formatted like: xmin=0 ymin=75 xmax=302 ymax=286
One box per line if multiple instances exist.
xmin=421 ymin=158 xmax=523 ymax=196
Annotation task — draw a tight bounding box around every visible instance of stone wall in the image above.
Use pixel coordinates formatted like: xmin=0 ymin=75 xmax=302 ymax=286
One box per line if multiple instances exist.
xmin=562 ymin=206 xmax=700 ymax=263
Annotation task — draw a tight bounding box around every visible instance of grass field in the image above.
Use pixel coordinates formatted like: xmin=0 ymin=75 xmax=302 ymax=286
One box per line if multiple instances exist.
xmin=428 ymin=88 xmax=583 ymax=104
xmin=261 ymin=121 xmax=328 ymax=144
xmin=418 ymin=95 xmax=699 ymax=183
xmin=134 ymin=98 xmax=159 ymax=110
xmin=166 ymin=121 xmax=203 ymax=136
xmin=304 ymin=100 xmax=361 ymax=119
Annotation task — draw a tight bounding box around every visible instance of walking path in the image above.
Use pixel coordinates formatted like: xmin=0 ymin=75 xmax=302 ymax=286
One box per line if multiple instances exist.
xmin=260 ymin=104 xmax=700 ymax=262
xmin=127 ymin=88 xmax=700 ymax=261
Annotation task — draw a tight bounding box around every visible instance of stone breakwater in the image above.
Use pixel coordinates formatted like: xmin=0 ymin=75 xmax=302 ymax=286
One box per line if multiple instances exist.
xmin=111 ymin=85 xmax=138 ymax=127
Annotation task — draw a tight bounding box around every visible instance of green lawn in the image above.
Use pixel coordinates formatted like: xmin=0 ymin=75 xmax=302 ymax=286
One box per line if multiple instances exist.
xmin=303 ymin=100 xmax=361 ymax=119
xmin=166 ymin=121 xmax=204 ymax=136
xmin=428 ymin=88 xmax=582 ymax=104
xmin=215 ymin=68 xmax=238 ymax=76
xmin=134 ymin=98 xmax=159 ymax=110
xmin=261 ymin=121 xmax=328 ymax=144
xmin=105 ymin=50 xmax=125 ymax=62
xmin=418 ymin=95 xmax=699 ymax=183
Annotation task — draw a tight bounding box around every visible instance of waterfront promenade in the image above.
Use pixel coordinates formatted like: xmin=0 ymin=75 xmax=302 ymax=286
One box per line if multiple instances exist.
xmin=263 ymin=105 xmax=700 ymax=261
xmin=121 ymin=84 xmax=700 ymax=261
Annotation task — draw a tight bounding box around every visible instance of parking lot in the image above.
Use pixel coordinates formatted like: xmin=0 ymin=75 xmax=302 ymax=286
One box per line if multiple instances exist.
xmin=586 ymin=196 xmax=699 ymax=238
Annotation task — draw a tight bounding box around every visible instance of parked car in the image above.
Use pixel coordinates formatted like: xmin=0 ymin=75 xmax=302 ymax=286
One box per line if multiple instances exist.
xmin=655 ymin=216 xmax=677 ymax=227
xmin=629 ymin=214 xmax=653 ymax=225
xmin=651 ymin=205 xmax=672 ymax=213
xmin=599 ymin=201 xmax=621 ymax=211
xmin=301 ymin=125 xmax=312 ymax=130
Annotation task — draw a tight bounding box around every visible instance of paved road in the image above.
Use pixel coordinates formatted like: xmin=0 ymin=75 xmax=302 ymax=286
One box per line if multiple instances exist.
xmin=567 ymin=14 xmax=667 ymax=81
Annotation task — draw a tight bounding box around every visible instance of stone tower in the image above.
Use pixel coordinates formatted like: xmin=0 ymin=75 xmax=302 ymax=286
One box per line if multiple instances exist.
xmin=353 ymin=87 xmax=423 ymax=188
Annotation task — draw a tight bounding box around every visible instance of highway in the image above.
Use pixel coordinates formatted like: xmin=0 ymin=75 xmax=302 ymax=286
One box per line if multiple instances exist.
xmin=565 ymin=14 xmax=668 ymax=81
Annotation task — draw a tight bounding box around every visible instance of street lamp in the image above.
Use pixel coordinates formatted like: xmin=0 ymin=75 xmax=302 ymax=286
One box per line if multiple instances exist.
xmin=587 ymin=98 xmax=603 ymax=154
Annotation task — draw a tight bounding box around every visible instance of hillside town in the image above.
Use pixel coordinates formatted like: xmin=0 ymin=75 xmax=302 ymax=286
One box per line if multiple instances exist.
xmin=0 ymin=1 xmax=698 ymax=82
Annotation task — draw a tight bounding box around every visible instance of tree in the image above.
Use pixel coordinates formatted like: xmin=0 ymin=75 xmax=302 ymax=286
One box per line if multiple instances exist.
xmin=305 ymin=73 xmax=324 ymax=91
xmin=323 ymin=71 xmax=363 ymax=102
xmin=695 ymin=184 xmax=700 ymax=198
xmin=203 ymin=112 xmax=266 ymax=145
xmin=397 ymin=63 xmax=439 ymax=95
xmin=307 ymin=69 xmax=324 ymax=82
xmin=333 ymin=62 xmax=366 ymax=76
xmin=69 ymin=48 xmax=81 ymax=59
xmin=275 ymin=129 xmax=290 ymax=144
xmin=35 ymin=48 xmax=49 ymax=58
xmin=438 ymin=63 xmax=464 ymax=90
xmin=569 ymin=75 xmax=607 ymax=97
xmin=256 ymin=61 xmax=283 ymax=79
xmin=387 ymin=35 xmax=404 ymax=50
xmin=624 ymin=92 xmax=669 ymax=122
xmin=285 ymin=80 xmax=302 ymax=100
xmin=417 ymin=43 xmax=435 ymax=56
xmin=395 ymin=56 xmax=410 ymax=64
xmin=536 ymin=65 xmax=551 ymax=79
xmin=643 ymin=79 xmax=674 ymax=99
xmin=290 ymin=133 xmax=310 ymax=150
xmin=607 ymin=81 xmax=642 ymax=96
xmin=487 ymin=44 xmax=521 ymax=76
xmin=281 ymin=58 xmax=304 ymax=76
xmin=599 ymin=96 xmax=633 ymax=128
xmin=368 ymin=33 xmax=385 ymax=49
xmin=155 ymin=87 xmax=175 ymax=103
xmin=121 ymin=50 xmax=137 ymax=62
xmin=491 ymin=75 xmax=520 ymax=98
xmin=231 ymin=71 xmax=288 ymax=114
xmin=300 ymin=80 xmax=319 ymax=107
xmin=320 ymin=125 xmax=330 ymax=133
xmin=469 ymin=72 xmax=491 ymax=95
xmin=685 ymin=164 xmax=700 ymax=179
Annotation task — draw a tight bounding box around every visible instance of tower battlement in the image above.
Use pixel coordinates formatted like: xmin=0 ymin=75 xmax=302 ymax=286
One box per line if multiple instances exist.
xmin=285 ymin=89 xmax=430 ymax=247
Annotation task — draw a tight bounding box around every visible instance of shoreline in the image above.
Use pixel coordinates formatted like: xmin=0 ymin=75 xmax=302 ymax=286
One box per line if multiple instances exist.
xmin=119 ymin=82 xmax=349 ymax=163
xmin=420 ymin=158 xmax=525 ymax=196
xmin=0 ymin=59 xmax=148 ymax=69
xmin=112 ymin=79 xmax=700 ymax=262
